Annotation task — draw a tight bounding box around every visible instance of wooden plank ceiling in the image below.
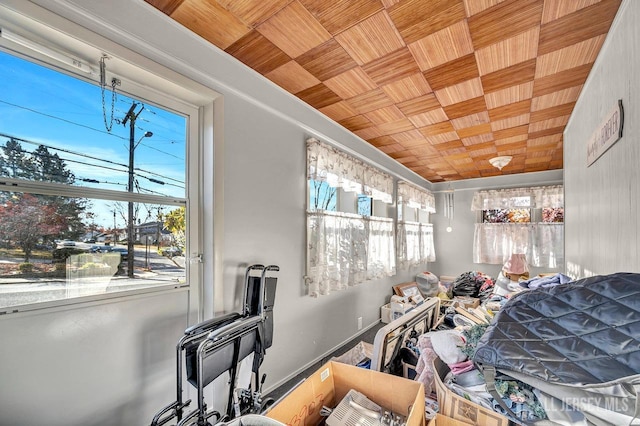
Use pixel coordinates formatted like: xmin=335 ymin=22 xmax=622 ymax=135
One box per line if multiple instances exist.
xmin=146 ymin=0 xmax=621 ymax=182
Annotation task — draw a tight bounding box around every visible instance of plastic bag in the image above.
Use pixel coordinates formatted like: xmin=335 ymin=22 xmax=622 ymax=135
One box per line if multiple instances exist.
xmin=416 ymin=271 xmax=439 ymax=297
xmin=332 ymin=341 xmax=373 ymax=367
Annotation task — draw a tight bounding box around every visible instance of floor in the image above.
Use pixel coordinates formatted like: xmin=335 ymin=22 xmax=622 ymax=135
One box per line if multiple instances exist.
xmin=263 ymin=321 xmax=385 ymax=405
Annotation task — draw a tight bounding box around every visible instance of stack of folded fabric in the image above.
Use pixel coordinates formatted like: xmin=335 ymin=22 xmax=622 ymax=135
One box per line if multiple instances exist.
xmin=519 ymin=273 xmax=571 ymax=289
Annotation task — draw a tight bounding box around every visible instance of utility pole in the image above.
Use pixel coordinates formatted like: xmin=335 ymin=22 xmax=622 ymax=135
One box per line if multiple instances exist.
xmin=112 ymin=210 xmax=117 ymax=245
xmin=122 ymin=102 xmax=142 ymax=278
xmin=156 ymin=207 xmax=162 ymax=250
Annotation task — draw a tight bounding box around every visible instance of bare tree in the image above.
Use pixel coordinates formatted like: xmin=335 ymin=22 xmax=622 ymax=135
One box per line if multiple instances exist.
xmin=310 ymin=180 xmax=336 ymax=211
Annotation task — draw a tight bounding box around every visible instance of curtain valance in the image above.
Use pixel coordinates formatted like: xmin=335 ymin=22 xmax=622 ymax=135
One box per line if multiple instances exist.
xmin=471 ymin=185 xmax=563 ymax=210
xmin=397 ymin=181 xmax=435 ymax=212
xmin=307 ymin=138 xmax=393 ymax=204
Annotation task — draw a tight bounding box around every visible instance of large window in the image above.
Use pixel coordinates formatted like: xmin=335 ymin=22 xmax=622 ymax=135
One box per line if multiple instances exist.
xmin=0 ymin=26 xmax=201 ymax=312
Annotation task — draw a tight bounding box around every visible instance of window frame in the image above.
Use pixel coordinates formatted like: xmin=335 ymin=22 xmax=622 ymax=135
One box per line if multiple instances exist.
xmin=472 ymin=185 xmax=564 ymax=267
xmin=0 ymin=11 xmax=216 ymax=315
xmin=305 ymin=139 xmax=396 ymax=296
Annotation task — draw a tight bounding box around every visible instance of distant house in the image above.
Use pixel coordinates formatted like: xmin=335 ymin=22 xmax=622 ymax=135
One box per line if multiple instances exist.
xmin=94 ymin=232 xmax=109 ymax=243
xmin=96 ymin=230 xmax=126 ymax=244
xmin=134 ymin=221 xmax=172 ymax=245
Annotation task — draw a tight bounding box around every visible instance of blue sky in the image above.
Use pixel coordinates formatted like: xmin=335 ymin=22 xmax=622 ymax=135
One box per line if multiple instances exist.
xmin=0 ymin=50 xmax=186 ymax=228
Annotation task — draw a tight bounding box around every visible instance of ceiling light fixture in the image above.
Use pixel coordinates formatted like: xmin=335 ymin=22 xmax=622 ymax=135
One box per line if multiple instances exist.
xmin=0 ymin=28 xmax=95 ymax=74
xmin=489 ymin=155 xmax=512 ymax=171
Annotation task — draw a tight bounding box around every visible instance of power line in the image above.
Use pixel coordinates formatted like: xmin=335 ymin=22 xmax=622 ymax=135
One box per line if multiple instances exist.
xmin=0 ymin=136 xmax=185 ymax=190
xmin=78 ymin=177 xmax=127 ymax=187
xmin=0 ymin=132 xmax=185 ymax=186
xmin=0 ymin=133 xmax=184 ymax=195
xmin=1 ymin=131 xmax=130 ymax=170
xmin=139 ymin=142 xmax=184 ymax=161
xmin=1 ymin=99 xmax=185 ymax=158
xmin=0 ymin=99 xmax=127 ymax=141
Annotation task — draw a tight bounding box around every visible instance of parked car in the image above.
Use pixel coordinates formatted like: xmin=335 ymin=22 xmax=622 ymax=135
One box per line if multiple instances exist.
xmin=161 ymin=246 xmax=183 ymax=257
xmin=110 ymin=247 xmax=128 ymax=261
xmin=89 ymin=244 xmax=108 ymax=253
xmin=87 ymin=245 xmax=127 ymax=262
xmin=61 ymin=240 xmax=76 ymax=247
xmin=52 ymin=247 xmax=84 ymax=261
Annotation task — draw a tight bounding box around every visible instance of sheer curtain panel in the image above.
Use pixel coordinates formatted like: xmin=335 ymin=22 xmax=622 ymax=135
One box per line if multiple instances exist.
xmin=366 ymin=217 xmax=396 ymax=281
xmin=396 ymin=181 xmax=436 ymax=268
xmin=473 ymin=223 xmax=564 ymax=267
xmin=397 ymin=222 xmax=436 ymax=268
xmin=307 ymin=211 xmax=367 ymax=297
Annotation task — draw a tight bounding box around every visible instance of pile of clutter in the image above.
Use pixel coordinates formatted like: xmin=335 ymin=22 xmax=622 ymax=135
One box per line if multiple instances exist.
xmin=401 ymin=258 xmax=573 ymax=424
xmin=409 ymin=326 xmax=548 ymax=423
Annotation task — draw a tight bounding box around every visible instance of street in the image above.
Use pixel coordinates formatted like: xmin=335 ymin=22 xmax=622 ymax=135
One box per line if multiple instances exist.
xmin=0 ymin=244 xmax=186 ymax=309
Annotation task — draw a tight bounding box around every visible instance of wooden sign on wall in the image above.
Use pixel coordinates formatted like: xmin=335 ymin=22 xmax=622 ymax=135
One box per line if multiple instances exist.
xmin=587 ymin=99 xmax=624 ymax=166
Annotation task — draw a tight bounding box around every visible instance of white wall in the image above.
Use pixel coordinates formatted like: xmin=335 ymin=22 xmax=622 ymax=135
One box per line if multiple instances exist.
xmin=563 ymin=0 xmax=640 ymax=278
xmin=216 ymin=63 xmax=434 ymax=396
xmin=0 ymin=1 xmax=433 ymax=425
xmin=430 ymin=171 xmax=564 ymax=279
xmin=0 ymin=291 xmax=189 ymax=426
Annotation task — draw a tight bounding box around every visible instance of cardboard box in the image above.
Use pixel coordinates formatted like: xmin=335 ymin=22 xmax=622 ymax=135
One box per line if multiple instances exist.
xmin=393 ymin=281 xmax=421 ymax=298
xmin=427 ymin=414 xmax=473 ymax=426
xmin=506 ymin=272 xmax=528 ymax=282
xmin=432 ymin=358 xmax=509 ymax=426
xmin=453 ymin=297 xmax=479 ymax=309
xmin=439 ymin=276 xmax=455 ymax=286
xmin=267 ymin=361 xmax=426 ymax=426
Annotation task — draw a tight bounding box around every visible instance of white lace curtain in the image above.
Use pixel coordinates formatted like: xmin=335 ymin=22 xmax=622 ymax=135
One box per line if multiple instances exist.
xmin=397 ymin=181 xmax=435 ymax=212
xmin=473 ymin=223 xmax=564 ymax=268
xmin=471 ymin=185 xmax=564 ymax=268
xmin=306 ymin=139 xmax=396 ymax=297
xmin=307 ymin=138 xmax=394 ymax=203
xmin=397 ymin=221 xmax=436 ymax=268
xmin=307 ymin=211 xmax=395 ymax=297
xmin=471 ymin=185 xmax=563 ymax=210
xmin=395 ymin=182 xmax=436 ymax=268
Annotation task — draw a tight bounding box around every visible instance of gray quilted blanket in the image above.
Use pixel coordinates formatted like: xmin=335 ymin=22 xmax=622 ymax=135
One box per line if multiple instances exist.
xmin=474 ymin=272 xmax=640 ymax=384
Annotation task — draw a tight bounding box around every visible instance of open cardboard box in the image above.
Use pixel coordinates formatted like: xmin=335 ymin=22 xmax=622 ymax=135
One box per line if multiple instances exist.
xmin=432 ymin=358 xmax=508 ymax=426
xmin=266 ymin=361 xmax=426 ymax=426
xmin=427 ymin=414 xmax=473 ymax=426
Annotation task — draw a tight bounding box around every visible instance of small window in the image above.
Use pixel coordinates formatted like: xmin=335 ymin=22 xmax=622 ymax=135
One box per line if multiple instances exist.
xmin=357 ymin=194 xmax=372 ymax=216
xmin=309 ymin=179 xmax=337 ymax=211
xmin=481 ymin=195 xmax=531 ymax=223
xmin=482 ymin=209 xmax=531 ymax=223
xmin=542 ymin=207 xmax=564 ymax=223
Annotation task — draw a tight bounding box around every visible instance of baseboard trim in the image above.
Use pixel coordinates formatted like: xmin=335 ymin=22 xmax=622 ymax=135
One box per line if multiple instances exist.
xmin=263 ymin=319 xmax=381 ymax=395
